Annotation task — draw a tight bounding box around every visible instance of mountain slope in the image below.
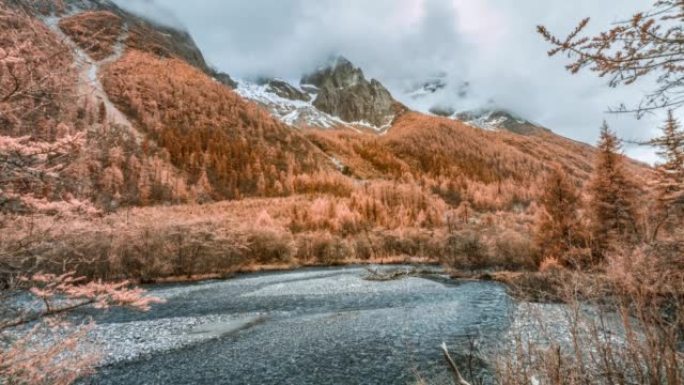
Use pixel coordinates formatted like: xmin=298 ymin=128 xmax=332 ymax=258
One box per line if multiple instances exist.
xmin=10 ymin=0 xmax=236 ymax=86
xmin=101 ymin=51 xmax=336 ymax=200
xmin=455 ymin=109 xmax=550 ymax=135
xmin=0 ymin=0 xmax=651 ymax=218
xmin=0 ymin=1 xmax=342 ymax=213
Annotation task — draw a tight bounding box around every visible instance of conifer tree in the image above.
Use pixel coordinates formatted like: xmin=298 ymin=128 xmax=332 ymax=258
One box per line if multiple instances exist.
xmin=651 ymin=111 xmax=684 ymax=240
xmin=535 ymin=166 xmax=584 ymax=264
xmin=587 ymin=122 xmax=640 ymax=256
xmin=455 ymin=201 xmax=471 ymax=224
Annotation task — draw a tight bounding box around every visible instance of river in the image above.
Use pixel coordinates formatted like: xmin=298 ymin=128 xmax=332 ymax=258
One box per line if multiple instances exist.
xmin=80 ymin=266 xmax=517 ymax=385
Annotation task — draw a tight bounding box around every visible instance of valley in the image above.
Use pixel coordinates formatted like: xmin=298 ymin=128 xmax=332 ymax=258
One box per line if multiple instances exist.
xmin=0 ymin=1 xmax=682 ymax=385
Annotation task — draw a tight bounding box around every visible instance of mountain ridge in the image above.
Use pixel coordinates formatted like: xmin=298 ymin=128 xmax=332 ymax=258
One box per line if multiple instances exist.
xmin=0 ymin=0 xmax=652 ymax=217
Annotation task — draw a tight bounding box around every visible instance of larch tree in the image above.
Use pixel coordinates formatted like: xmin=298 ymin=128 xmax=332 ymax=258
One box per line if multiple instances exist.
xmin=538 ymin=1 xmax=684 ymax=116
xmin=651 ymin=111 xmax=684 ymax=239
xmin=587 ymin=122 xmax=640 ymax=256
xmin=535 ymin=166 xmax=585 ymax=265
xmin=1 ymin=273 xmax=161 ymax=385
xmin=455 ymin=200 xmax=472 ymax=225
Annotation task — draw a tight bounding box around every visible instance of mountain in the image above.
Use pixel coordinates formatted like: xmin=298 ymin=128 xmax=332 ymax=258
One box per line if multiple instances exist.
xmin=236 ymin=59 xmax=542 ymax=138
xmin=1 ymin=0 xmax=336 ymax=213
xmin=10 ymin=0 xmax=236 ymax=87
xmin=0 ymin=0 xmax=651 ymax=218
xmin=400 ymin=74 xmax=551 ymax=135
xmin=301 ymin=57 xmax=401 ymax=128
xmin=236 ymin=56 xmax=405 ymax=133
xmin=235 ymin=79 xmax=350 ymax=130
xmin=405 ymin=75 xmax=456 ymax=100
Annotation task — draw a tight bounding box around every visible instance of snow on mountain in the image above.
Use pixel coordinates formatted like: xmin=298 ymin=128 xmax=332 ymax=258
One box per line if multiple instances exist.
xmin=396 ymin=75 xmax=547 ymax=135
xmin=235 ymin=60 xmax=543 ymax=137
xmin=455 ymin=108 xmax=549 ymax=135
xmin=236 ymin=80 xmax=338 ymax=129
xmin=235 ymin=78 xmax=391 ymax=133
xmin=405 ymin=77 xmax=448 ymax=100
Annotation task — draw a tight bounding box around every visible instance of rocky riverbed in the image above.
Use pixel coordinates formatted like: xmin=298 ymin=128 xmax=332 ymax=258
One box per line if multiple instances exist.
xmin=77 ymin=266 xmax=519 ymax=384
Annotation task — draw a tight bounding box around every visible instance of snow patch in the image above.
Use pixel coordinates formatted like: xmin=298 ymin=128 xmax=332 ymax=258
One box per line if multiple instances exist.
xmin=236 ymin=80 xmax=388 ymax=133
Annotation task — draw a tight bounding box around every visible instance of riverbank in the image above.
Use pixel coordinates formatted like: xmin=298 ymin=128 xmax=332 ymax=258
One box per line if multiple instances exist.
xmin=147 ymin=256 xmax=440 ymax=284
xmin=1 ymin=195 xmax=539 ymax=288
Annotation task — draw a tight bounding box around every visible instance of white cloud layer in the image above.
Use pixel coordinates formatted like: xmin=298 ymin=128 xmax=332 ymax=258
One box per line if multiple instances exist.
xmin=114 ymin=0 xmax=668 ymax=164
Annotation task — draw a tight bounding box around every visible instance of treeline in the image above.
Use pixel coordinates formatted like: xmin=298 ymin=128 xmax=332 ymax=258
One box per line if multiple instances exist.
xmin=534 ymin=116 xmax=683 ymax=268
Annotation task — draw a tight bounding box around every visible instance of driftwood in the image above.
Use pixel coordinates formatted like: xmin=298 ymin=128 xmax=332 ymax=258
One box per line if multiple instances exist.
xmin=363 ymin=267 xmax=414 ymax=281
xmin=441 ymin=342 xmax=472 ymax=385
xmin=362 ymin=266 xmax=439 ymax=281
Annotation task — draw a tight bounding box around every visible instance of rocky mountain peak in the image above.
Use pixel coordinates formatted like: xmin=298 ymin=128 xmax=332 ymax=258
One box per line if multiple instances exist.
xmin=256 ymin=78 xmax=310 ymax=102
xmin=299 ymin=56 xmax=398 ymax=128
xmin=301 ymin=56 xmax=363 ymax=89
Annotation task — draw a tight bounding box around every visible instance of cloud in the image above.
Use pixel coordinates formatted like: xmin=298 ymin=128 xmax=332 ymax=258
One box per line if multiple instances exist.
xmin=112 ymin=0 xmax=183 ymax=29
xmin=113 ymin=0 xmax=666 ymax=163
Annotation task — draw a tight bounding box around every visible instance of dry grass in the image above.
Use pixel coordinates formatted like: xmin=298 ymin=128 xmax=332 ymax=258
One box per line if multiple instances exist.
xmin=495 ymin=248 xmax=684 ymax=385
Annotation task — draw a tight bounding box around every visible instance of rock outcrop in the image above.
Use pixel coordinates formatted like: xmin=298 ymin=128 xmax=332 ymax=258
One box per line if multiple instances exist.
xmin=258 ymin=78 xmax=311 ymax=102
xmin=301 ymin=57 xmax=397 ymax=128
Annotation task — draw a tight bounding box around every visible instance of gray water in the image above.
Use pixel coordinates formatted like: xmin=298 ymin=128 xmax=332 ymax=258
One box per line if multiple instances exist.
xmin=80 ymin=266 xmax=515 ymax=385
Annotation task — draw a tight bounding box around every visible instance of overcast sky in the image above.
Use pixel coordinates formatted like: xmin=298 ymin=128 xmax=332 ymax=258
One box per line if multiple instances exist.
xmin=113 ymin=0 xmax=667 ymax=164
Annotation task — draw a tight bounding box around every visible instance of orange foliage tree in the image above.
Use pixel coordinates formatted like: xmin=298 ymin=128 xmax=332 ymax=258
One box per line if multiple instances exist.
xmin=586 ymin=122 xmax=640 ymax=256
xmin=1 ymin=272 xmax=161 ymax=385
xmin=651 ymin=111 xmax=684 ymax=239
xmin=538 ymin=0 xmax=684 ymax=115
xmin=535 ymin=166 xmax=586 ymax=265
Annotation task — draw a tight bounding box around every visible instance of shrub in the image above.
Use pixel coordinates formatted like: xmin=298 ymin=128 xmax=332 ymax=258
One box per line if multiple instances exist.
xmin=354 ymin=236 xmax=374 ymax=260
xmin=317 ymin=234 xmax=351 ymax=265
xmin=116 ymin=229 xmax=168 ymax=282
xmin=497 ymin=262 xmax=684 ymax=385
xmin=246 ymin=229 xmax=295 ymax=264
xmin=297 ymin=232 xmax=352 ymax=265
xmin=560 ymin=247 xmax=594 ymax=269
xmin=377 ymin=229 xmax=435 ymax=259
xmin=538 ymin=257 xmax=563 ymax=273
xmin=498 ymin=271 xmax=567 ymax=302
xmin=441 ymin=231 xmax=490 ymax=270
xmin=492 ymin=230 xmax=538 ymax=270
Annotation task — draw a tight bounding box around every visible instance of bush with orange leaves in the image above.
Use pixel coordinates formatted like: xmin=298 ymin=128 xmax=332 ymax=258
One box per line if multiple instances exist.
xmin=0 ymin=272 xmax=161 ymax=385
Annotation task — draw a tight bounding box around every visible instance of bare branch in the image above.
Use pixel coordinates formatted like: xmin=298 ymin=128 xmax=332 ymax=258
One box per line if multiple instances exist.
xmin=441 ymin=342 xmax=472 ymax=385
